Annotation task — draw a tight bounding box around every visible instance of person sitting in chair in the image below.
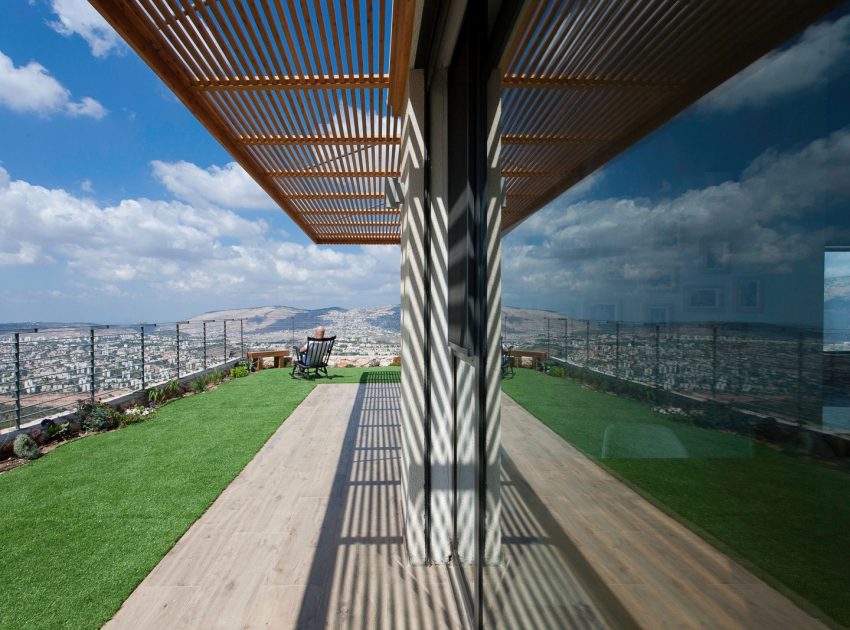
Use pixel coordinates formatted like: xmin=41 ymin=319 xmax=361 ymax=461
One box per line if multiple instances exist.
xmin=298 ymin=325 xmax=325 ymax=354
xmin=292 ymin=326 xmax=336 ymax=378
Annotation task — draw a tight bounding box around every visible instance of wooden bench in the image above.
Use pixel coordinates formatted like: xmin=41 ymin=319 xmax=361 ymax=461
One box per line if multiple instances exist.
xmin=508 ymin=349 xmax=548 ymax=370
xmin=247 ymin=350 xmax=290 ymax=370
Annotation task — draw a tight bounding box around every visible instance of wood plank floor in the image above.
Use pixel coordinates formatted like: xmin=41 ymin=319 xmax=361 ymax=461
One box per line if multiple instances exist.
xmin=107 ymin=382 xmax=825 ymax=629
xmin=105 ymin=382 xmax=461 ymax=630
xmin=495 ymin=393 xmax=826 ymax=630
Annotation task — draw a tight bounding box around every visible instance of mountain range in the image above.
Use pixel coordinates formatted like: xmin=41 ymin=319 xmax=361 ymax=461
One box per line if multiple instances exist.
xmin=0 ymin=305 xmax=563 ymax=339
xmin=190 ymin=304 xmax=563 ymax=339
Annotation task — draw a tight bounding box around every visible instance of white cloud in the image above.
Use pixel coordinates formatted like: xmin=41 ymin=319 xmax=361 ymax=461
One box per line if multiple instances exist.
xmin=151 ymin=160 xmax=275 ymax=210
xmin=504 ymin=127 xmax=850 ymax=303
xmin=0 ymin=167 xmax=400 ymax=305
xmin=0 ymin=242 xmax=47 ymax=266
xmin=66 ymin=95 xmax=108 ymax=119
xmin=700 ymin=15 xmax=850 ymax=113
xmin=0 ymin=50 xmax=107 ymax=119
xmin=47 ymin=0 xmax=123 ymax=58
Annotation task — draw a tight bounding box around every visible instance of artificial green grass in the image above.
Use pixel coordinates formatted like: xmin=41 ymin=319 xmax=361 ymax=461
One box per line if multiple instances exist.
xmin=0 ymin=369 xmax=319 ymax=629
xmin=319 ymin=366 xmax=400 ymax=383
xmin=502 ymin=368 xmax=850 ymax=628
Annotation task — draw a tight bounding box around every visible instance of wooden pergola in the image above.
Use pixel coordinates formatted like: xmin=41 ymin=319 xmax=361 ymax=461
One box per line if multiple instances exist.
xmin=90 ymin=0 xmax=841 ymax=244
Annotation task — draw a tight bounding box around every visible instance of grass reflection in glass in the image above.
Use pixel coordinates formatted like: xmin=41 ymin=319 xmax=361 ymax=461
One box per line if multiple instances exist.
xmin=502 ymin=368 xmax=850 ymax=628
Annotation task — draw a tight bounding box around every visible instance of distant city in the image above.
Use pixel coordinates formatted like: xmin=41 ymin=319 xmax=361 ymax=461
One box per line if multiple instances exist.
xmin=1 ymin=304 xmax=846 ymax=433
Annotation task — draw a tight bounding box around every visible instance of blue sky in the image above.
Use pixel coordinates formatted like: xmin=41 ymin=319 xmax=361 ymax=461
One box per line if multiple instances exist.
xmin=1 ymin=2 xmax=849 ymax=325
xmin=502 ymin=6 xmax=850 ymax=326
xmin=0 ymin=0 xmax=399 ymax=324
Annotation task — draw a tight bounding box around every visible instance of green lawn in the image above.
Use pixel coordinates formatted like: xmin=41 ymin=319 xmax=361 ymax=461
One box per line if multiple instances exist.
xmin=502 ymin=368 xmax=850 ymax=628
xmin=0 ymin=366 xmax=396 ymax=630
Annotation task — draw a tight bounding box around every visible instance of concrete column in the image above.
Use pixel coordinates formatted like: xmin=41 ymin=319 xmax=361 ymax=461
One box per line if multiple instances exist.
xmin=399 ymin=58 xmax=503 ymax=569
xmin=399 ymin=68 xmax=428 ymax=565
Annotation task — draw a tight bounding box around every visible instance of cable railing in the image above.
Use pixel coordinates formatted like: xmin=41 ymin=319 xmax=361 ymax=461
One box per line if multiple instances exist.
xmin=0 ymin=319 xmax=247 ymax=432
xmin=0 ymin=312 xmax=403 ymax=432
xmin=506 ymin=317 xmax=847 ymax=428
xmin=239 ymin=313 xmax=401 ymax=360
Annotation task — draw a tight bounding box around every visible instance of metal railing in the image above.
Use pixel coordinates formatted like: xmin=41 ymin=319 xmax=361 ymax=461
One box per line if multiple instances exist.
xmin=238 ymin=313 xmax=400 ymax=360
xmin=0 ymin=319 xmax=246 ymax=431
xmin=507 ymin=317 xmax=846 ymax=427
xmin=0 ymin=311 xmax=403 ymax=432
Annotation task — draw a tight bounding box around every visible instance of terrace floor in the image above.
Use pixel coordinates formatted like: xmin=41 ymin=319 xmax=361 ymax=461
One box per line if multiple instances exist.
xmin=493 ymin=395 xmax=826 ymax=629
xmin=105 ymin=376 xmax=825 ymax=629
xmin=106 ymin=376 xmax=461 ymax=630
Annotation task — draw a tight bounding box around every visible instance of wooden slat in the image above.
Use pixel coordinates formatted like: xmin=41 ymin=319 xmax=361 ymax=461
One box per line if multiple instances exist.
xmin=194 ymin=74 xmax=392 ymax=91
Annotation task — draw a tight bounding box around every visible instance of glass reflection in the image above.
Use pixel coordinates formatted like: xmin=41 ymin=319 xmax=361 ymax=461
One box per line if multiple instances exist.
xmin=493 ymin=6 xmax=850 ymax=628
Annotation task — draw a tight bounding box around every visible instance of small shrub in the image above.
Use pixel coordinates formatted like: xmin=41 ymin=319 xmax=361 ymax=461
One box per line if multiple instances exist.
xmin=163 ymin=379 xmax=181 ymax=399
xmin=230 ymin=365 xmax=249 ymax=378
xmin=46 ymin=422 xmax=71 ymax=441
xmin=148 ymin=387 xmax=165 ymax=405
xmin=78 ymin=401 xmax=120 ymax=432
xmin=13 ymin=434 xmax=40 ymax=460
xmin=549 ymin=365 xmax=565 ymax=378
xmin=346 ymin=363 xmax=356 ymax=368
xmin=190 ymin=376 xmax=207 ymax=394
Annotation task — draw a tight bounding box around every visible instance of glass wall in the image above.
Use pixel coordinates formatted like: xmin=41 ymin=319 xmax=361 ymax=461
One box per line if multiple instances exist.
xmin=491 ymin=6 xmax=850 ymax=628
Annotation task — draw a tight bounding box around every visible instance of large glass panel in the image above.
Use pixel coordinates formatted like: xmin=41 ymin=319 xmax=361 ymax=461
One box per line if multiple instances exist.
xmin=446 ymin=10 xmax=480 ymax=617
xmin=491 ymin=6 xmax=850 ymax=628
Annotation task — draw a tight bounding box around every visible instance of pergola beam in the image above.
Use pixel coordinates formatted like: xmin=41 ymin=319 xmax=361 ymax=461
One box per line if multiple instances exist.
xmin=298 ymin=209 xmax=399 ymax=215
xmin=501 ymin=168 xmax=561 ymax=177
xmin=271 ymin=170 xmax=400 ymax=178
xmin=193 ymin=74 xmax=391 ymax=92
xmin=502 ymin=134 xmax=610 ymax=145
xmin=308 ymin=222 xmax=399 ymax=227
xmin=242 ymin=135 xmax=400 ymax=146
xmin=289 ymin=193 xmax=384 ymax=200
xmin=315 ymin=236 xmax=400 ymax=245
xmin=502 ymin=74 xmax=681 ymax=90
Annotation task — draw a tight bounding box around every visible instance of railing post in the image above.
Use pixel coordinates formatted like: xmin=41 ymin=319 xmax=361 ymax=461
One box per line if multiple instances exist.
xmin=140 ymin=325 xmax=146 ymax=391
xmin=711 ymin=325 xmax=718 ymax=397
xmin=203 ymin=321 xmax=207 ymax=370
xmin=564 ymin=319 xmax=568 ymax=364
xmin=240 ymin=319 xmax=244 ymax=358
xmin=223 ymin=320 xmax=228 ymax=363
xmin=176 ymin=323 xmax=181 ymax=379
xmin=546 ymin=318 xmax=551 ymax=358
xmin=585 ymin=319 xmax=590 ymax=367
xmin=654 ymin=324 xmax=661 ymax=388
xmin=615 ymin=320 xmax=620 ymax=377
xmin=14 ymin=332 xmax=21 ymax=430
xmin=797 ymin=330 xmax=804 ymax=421
xmin=89 ymin=328 xmax=96 ymax=402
